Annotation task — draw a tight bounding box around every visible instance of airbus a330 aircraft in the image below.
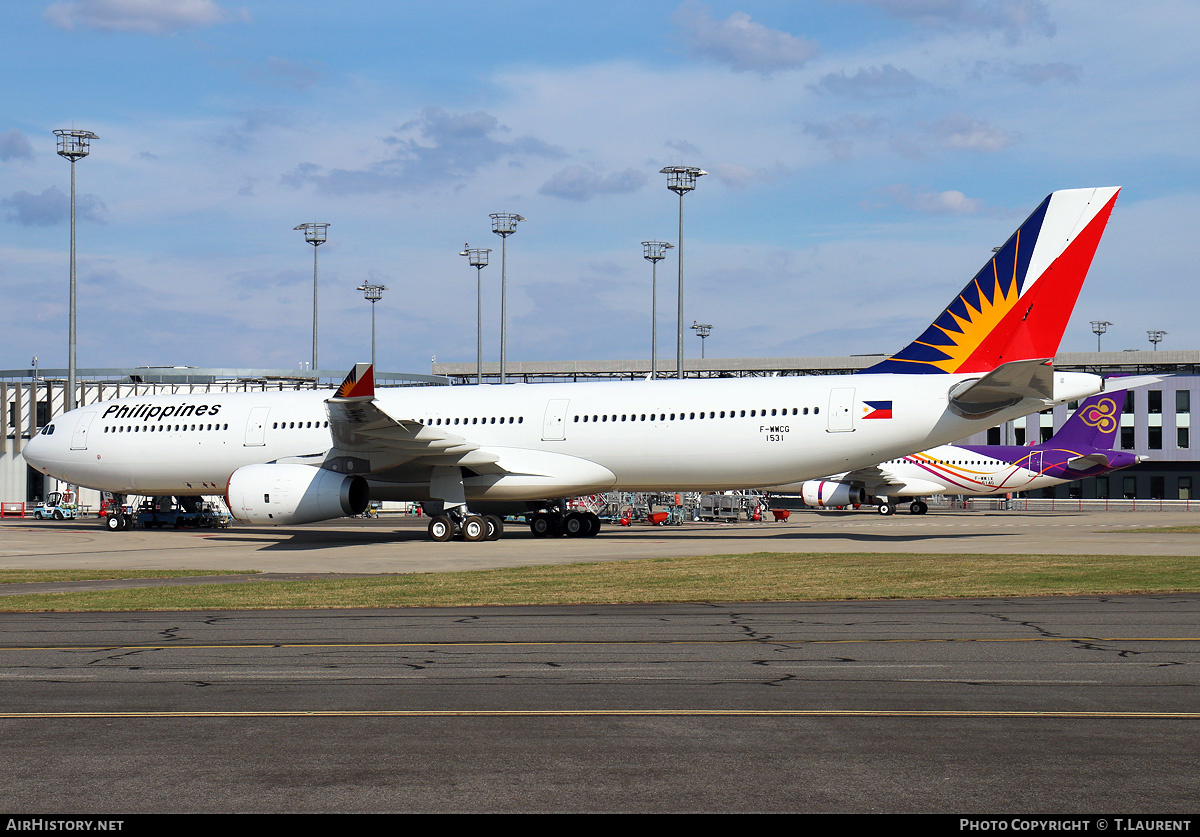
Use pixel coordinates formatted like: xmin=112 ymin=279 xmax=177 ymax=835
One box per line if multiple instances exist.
xmin=797 ymin=389 xmax=1142 ymax=515
xmin=26 ymin=187 xmax=1123 ymax=542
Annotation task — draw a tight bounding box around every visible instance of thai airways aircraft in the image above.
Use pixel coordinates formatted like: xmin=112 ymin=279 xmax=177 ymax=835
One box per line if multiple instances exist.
xmin=796 ymin=389 xmax=1141 ymax=515
xmin=26 ymin=187 xmax=1123 ymax=542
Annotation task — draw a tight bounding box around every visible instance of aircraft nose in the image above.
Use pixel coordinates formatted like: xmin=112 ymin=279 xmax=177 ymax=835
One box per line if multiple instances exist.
xmin=22 ymin=413 xmax=70 ymax=474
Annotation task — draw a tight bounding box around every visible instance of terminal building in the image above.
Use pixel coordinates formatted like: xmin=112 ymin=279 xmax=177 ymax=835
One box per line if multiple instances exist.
xmin=4 ymin=351 xmax=1197 ymax=508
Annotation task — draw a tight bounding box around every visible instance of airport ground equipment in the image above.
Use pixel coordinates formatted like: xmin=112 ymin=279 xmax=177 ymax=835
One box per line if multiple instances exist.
xmin=31 ymin=491 xmax=79 ymax=520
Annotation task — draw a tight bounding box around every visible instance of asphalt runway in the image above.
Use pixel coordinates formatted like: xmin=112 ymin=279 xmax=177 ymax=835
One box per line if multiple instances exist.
xmin=1 ymin=511 xmax=1197 ymax=813
xmin=1 ymin=598 xmax=1197 ymax=813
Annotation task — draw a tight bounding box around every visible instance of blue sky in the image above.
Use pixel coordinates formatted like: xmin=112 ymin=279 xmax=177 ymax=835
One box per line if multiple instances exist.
xmin=2 ymin=0 xmax=1198 ymax=375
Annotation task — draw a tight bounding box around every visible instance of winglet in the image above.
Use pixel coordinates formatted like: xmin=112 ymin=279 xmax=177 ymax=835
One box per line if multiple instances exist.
xmin=333 ymin=363 xmax=375 ymax=401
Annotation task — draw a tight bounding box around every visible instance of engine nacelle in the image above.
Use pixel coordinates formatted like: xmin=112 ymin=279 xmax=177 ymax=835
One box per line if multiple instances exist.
xmin=226 ymin=464 xmax=369 ymax=525
xmin=801 ymin=480 xmax=866 ymax=508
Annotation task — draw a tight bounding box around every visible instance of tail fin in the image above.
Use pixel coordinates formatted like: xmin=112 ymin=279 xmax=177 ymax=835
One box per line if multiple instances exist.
xmin=333 ymin=363 xmax=375 ymax=400
xmin=1045 ymin=391 xmax=1124 ymax=450
xmin=865 ymin=187 xmax=1120 ymax=375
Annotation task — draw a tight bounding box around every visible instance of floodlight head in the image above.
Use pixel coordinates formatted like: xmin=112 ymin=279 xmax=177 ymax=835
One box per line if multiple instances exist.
xmin=490 ymin=213 xmax=524 ymax=237
xmin=54 ymin=129 xmax=98 ymax=162
xmin=293 ymin=222 xmax=330 ymax=246
xmin=642 ymin=240 xmax=674 ymax=262
xmin=461 ymin=246 xmax=491 ymax=268
xmin=1091 ymin=320 xmax=1113 ymax=335
xmin=660 ymin=165 xmax=707 ymax=195
xmin=357 ymin=283 xmax=387 ymax=302
xmin=1148 ymin=329 xmax=1167 ymax=347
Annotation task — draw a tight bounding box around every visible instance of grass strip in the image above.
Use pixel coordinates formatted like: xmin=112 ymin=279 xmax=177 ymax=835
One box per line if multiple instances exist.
xmin=1 ymin=551 xmax=1197 ymax=612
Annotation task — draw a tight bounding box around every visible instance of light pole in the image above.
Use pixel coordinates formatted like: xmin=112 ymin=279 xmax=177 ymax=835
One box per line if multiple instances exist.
xmin=294 ymin=222 xmax=330 ymax=373
xmin=54 ymin=128 xmax=98 ymax=412
xmin=1090 ymin=320 xmax=1112 ymax=352
xmin=490 ymin=213 xmax=524 ymax=385
xmin=356 ymin=283 xmax=387 ymax=367
xmin=1148 ymin=330 xmax=1167 ymax=351
xmin=460 ymin=245 xmax=491 ymax=385
xmin=642 ymin=241 xmax=673 ymax=379
xmin=660 ymin=165 xmax=706 ymax=379
xmin=691 ymin=321 xmax=713 ymax=359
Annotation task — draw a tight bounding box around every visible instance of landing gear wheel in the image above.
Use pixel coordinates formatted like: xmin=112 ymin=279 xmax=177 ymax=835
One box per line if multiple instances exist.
xmin=530 ymin=513 xmax=552 ymax=538
xmin=428 ymin=515 xmax=454 ymax=542
xmin=583 ymin=512 xmax=601 ymax=537
xmin=909 ymin=500 xmax=928 ymax=515
xmin=461 ymin=515 xmax=486 ymax=542
xmin=484 ymin=515 xmax=504 ymax=541
xmin=563 ymin=512 xmax=587 ymax=537
xmin=878 ymin=503 xmax=895 ymax=516
xmin=105 ymin=515 xmax=123 ymax=531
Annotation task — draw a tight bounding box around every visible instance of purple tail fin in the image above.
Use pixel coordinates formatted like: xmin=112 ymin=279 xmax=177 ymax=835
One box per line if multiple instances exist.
xmin=1045 ymin=391 xmax=1124 ymax=449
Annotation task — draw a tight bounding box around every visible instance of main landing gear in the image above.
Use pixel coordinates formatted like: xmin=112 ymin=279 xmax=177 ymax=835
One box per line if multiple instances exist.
xmin=529 ymin=509 xmax=601 ymax=539
xmin=875 ymin=498 xmax=928 ymax=515
xmin=427 ymin=510 xmax=504 ymax=542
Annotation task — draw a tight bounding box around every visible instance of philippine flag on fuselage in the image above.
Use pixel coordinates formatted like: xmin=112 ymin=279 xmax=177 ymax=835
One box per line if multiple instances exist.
xmin=862 ymin=400 xmax=893 ymax=420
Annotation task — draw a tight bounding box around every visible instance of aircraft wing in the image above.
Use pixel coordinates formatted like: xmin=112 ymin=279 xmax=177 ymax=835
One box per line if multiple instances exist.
xmin=837 ymin=465 xmax=906 ymax=495
xmin=321 ymin=364 xmax=499 ymax=475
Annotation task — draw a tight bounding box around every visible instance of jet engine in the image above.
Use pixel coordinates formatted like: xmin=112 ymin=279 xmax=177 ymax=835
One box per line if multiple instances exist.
xmin=226 ymin=464 xmax=369 ymax=525
xmin=800 ymin=480 xmax=866 ymax=508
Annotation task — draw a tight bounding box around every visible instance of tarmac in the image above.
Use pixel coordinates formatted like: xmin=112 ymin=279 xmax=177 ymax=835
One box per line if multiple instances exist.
xmin=0 ymin=507 xmax=1195 ymax=579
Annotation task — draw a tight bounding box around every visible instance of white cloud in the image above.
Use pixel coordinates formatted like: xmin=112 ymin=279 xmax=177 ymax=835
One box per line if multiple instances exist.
xmin=539 ymin=166 xmax=648 ymax=202
xmin=811 ymin=64 xmax=924 ymax=98
xmin=0 ymin=129 xmax=34 ymax=161
xmin=885 ymin=184 xmax=987 ymax=215
xmin=855 ymin=0 xmax=1056 ymax=44
xmin=671 ymin=2 xmax=819 ymax=74
xmin=44 ymin=0 xmax=247 ymax=35
xmin=928 ymin=114 xmax=1017 ymax=151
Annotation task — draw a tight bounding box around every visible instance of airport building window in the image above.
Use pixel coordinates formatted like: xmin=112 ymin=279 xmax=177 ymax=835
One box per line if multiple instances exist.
xmin=1180 ymin=477 xmax=1193 ymax=501
xmin=1040 ymin=427 xmax=1053 ymax=443
xmin=1149 ymin=426 xmax=1162 ymax=450
xmin=987 ymin=427 xmax=1001 ymax=445
xmin=1095 ymin=476 xmax=1109 ymax=499
xmin=1014 ymin=428 xmax=1026 ymax=446
xmin=1151 ymin=476 xmax=1165 ymax=500
xmin=1123 ymin=476 xmax=1136 ymax=499
xmin=1179 ymin=427 xmax=1190 ymax=449
xmin=1124 ymin=391 xmax=1135 ymax=413
xmin=1121 ymin=426 xmax=1134 ymax=450
xmin=1178 ymin=390 xmax=1191 ymax=414
xmin=1148 ymin=390 xmax=1162 ymax=415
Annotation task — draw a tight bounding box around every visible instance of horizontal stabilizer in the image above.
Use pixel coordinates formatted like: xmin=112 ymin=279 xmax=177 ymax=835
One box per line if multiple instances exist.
xmin=948 ymin=358 xmax=1052 ymax=417
xmin=1105 ymin=375 xmax=1163 ymax=392
xmin=1067 ymin=453 xmax=1113 ymax=471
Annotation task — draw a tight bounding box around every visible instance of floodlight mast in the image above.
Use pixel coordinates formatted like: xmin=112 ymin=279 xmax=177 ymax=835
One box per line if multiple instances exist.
xmin=490 ymin=213 xmax=524 ymax=385
xmin=294 ymin=222 xmax=330 ymax=374
xmin=1091 ymin=320 xmax=1112 ymax=353
xmin=54 ymin=129 xmax=98 ymax=412
xmin=642 ymin=241 xmax=673 ymax=379
xmin=1148 ymin=330 xmax=1167 ymax=351
xmin=691 ymin=321 xmax=713 ymax=358
xmin=660 ymin=166 xmax=706 ymax=379
xmin=460 ymin=245 xmax=491 ymax=385
xmin=356 ymin=283 xmax=387 ymax=367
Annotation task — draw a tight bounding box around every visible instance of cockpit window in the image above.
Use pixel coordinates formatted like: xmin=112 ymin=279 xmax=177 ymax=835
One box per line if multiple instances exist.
xmin=40 ymin=425 xmax=55 ymax=436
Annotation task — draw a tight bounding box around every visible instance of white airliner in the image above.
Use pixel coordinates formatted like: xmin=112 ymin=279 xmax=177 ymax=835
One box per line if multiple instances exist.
xmin=792 ymin=389 xmax=1145 ymax=515
xmin=26 ymin=187 xmax=1121 ymax=542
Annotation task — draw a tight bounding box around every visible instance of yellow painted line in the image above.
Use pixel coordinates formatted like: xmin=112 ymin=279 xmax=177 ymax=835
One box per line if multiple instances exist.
xmin=1 ymin=709 xmax=1197 ymax=719
xmin=0 ymin=637 xmax=1195 ymax=652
